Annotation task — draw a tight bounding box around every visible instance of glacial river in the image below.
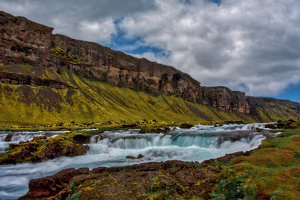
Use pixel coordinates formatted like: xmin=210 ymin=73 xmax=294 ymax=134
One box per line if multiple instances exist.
xmin=0 ymin=123 xmax=277 ymax=199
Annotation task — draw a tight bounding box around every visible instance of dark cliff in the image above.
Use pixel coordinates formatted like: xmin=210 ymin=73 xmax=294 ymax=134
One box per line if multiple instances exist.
xmin=0 ymin=11 xmax=299 ymax=119
xmin=0 ymin=11 xmax=252 ymax=114
xmin=0 ymin=11 xmax=201 ymax=100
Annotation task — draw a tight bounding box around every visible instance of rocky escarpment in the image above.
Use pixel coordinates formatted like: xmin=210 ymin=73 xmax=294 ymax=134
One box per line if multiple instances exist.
xmin=0 ymin=71 xmax=71 ymax=88
xmin=0 ymin=12 xmax=200 ymax=99
xmin=200 ymin=86 xmax=250 ymax=114
xmin=0 ymin=11 xmax=254 ymax=114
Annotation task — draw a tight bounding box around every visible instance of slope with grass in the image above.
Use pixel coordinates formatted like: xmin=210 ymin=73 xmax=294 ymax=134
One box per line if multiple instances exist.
xmin=0 ymin=11 xmax=299 ymax=126
xmin=0 ymin=64 xmax=260 ymax=126
xmin=247 ymin=96 xmax=300 ymax=122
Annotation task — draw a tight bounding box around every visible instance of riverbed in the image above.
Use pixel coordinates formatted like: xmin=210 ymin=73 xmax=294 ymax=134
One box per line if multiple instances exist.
xmin=0 ymin=123 xmax=277 ymax=199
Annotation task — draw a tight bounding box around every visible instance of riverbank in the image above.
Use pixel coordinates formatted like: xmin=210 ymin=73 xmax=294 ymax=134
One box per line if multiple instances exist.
xmin=0 ymin=123 xmax=269 ymax=199
xmin=0 ymin=120 xmax=246 ymax=132
xmin=18 ymin=127 xmax=300 ymax=200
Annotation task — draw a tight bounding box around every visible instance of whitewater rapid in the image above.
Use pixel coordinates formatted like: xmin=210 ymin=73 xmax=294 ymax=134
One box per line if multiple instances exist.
xmin=0 ymin=123 xmax=277 ymax=199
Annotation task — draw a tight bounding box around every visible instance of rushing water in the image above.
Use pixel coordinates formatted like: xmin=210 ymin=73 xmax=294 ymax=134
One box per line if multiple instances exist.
xmin=0 ymin=123 xmax=278 ymax=199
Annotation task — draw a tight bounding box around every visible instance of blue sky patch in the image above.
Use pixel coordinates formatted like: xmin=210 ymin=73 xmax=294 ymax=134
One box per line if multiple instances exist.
xmin=211 ymin=0 xmax=221 ymax=6
xmin=273 ymin=84 xmax=300 ymax=103
xmin=109 ymin=23 xmax=167 ymax=56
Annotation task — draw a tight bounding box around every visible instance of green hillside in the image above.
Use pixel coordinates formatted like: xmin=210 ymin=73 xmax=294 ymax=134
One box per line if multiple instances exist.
xmin=248 ymin=97 xmax=300 ymax=122
xmin=0 ymin=64 xmax=299 ymax=129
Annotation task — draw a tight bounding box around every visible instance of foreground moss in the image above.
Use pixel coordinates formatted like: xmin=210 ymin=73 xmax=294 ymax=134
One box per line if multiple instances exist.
xmin=0 ymin=132 xmax=90 ymax=165
xmin=210 ymin=128 xmax=300 ymax=199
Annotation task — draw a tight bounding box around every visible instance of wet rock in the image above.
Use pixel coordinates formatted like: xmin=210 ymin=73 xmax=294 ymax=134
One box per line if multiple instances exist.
xmin=4 ymin=134 xmax=12 ymax=142
xmin=265 ymin=123 xmax=276 ymax=129
xmin=1 ymin=133 xmax=90 ymax=165
xmin=72 ymin=134 xmax=90 ymax=144
xmin=139 ymin=127 xmax=171 ymax=133
xmin=122 ymin=123 xmax=137 ymax=128
xmin=223 ymin=120 xmax=244 ymax=124
xmin=179 ymin=123 xmax=193 ymax=129
xmin=0 ymin=158 xmax=16 ymax=165
xmin=33 ymin=136 xmax=47 ymax=141
xmin=22 ymin=168 xmax=80 ymax=198
xmin=126 ymin=154 xmax=144 ymax=159
xmin=214 ymin=123 xmax=223 ymax=127
xmin=9 ymin=143 xmax=20 ymax=150
xmin=19 ymin=160 xmax=221 ymax=200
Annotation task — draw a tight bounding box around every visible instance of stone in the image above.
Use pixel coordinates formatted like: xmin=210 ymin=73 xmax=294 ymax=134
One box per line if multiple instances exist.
xmin=19 ymin=160 xmax=220 ymax=200
xmin=179 ymin=123 xmax=193 ymax=129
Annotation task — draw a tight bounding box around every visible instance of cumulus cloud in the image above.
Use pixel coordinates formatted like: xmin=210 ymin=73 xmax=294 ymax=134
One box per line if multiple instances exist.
xmin=1 ymin=0 xmax=300 ymax=97
xmin=0 ymin=0 xmax=156 ymax=44
xmin=119 ymin=0 xmax=300 ymax=96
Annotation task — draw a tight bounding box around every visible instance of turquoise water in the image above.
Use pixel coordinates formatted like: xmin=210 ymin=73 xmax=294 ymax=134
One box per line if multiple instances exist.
xmin=0 ymin=123 xmax=276 ymax=199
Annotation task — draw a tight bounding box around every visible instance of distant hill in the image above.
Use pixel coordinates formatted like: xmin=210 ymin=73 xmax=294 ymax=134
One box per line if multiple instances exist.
xmin=0 ymin=11 xmax=299 ymax=126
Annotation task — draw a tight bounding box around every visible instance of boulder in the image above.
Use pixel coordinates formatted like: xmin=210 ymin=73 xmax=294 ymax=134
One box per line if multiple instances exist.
xmin=179 ymin=123 xmax=193 ymax=129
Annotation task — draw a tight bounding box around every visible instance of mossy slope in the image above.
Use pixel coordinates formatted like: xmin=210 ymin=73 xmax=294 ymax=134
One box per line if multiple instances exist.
xmin=250 ymin=98 xmax=300 ymax=122
xmin=0 ymin=64 xmax=299 ymax=126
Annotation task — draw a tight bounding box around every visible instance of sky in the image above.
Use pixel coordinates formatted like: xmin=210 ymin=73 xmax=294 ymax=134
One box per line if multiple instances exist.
xmin=1 ymin=0 xmax=300 ymax=102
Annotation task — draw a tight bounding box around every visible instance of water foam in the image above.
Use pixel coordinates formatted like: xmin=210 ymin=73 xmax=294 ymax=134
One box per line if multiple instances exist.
xmin=0 ymin=123 xmax=275 ymax=199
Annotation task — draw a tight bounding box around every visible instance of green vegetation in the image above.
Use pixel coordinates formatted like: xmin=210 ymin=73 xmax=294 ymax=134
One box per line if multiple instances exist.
xmin=210 ymin=128 xmax=300 ymax=199
xmin=0 ymin=132 xmax=90 ymax=165
xmin=251 ymin=100 xmax=300 ymax=122
xmin=50 ymin=45 xmax=91 ymax=65
xmin=66 ymin=191 xmax=82 ymax=200
xmin=4 ymin=134 xmax=12 ymax=142
xmin=0 ymin=64 xmax=299 ymax=129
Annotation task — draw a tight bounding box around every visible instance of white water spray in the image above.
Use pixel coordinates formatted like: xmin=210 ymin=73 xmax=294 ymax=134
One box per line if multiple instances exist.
xmin=0 ymin=123 xmax=277 ymax=199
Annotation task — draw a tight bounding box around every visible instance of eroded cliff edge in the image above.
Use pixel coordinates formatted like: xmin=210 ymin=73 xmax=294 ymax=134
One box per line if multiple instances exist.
xmin=0 ymin=11 xmax=299 ymax=123
xmin=0 ymin=11 xmax=254 ymax=114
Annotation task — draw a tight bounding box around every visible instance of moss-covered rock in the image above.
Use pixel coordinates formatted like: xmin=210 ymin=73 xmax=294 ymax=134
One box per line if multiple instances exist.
xmin=4 ymin=134 xmax=12 ymax=142
xmin=0 ymin=133 xmax=90 ymax=165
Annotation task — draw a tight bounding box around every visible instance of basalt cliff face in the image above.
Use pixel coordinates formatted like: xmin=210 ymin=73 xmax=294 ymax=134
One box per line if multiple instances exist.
xmin=0 ymin=11 xmax=252 ymax=114
xmin=0 ymin=11 xmax=299 ymax=124
xmin=0 ymin=11 xmax=200 ymax=100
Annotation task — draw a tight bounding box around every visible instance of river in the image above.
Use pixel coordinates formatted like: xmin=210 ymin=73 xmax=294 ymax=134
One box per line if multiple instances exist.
xmin=0 ymin=123 xmax=277 ymax=199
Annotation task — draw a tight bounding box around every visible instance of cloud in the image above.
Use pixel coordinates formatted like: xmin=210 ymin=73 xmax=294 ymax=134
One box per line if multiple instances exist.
xmin=0 ymin=0 xmax=157 ymax=43
xmin=118 ymin=0 xmax=300 ymax=96
xmin=1 ymin=0 xmax=300 ymax=97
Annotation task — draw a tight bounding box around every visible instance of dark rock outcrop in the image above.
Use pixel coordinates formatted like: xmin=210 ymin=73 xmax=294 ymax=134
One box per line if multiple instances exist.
xmin=0 ymin=11 xmax=256 ymax=114
xmin=179 ymin=123 xmax=194 ymax=129
xmin=0 ymin=71 xmax=71 ymax=88
xmin=19 ymin=151 xmax=252 ymax=200
xmin=200 ymin=86 xmax=250 ymax=114
xmin=19 ymin=160 xmax=219 ymax=200
xmin=126 ymin=154 xmax=144 ymax=159
xmin=22 ymin=168 xmax=89 ymax=198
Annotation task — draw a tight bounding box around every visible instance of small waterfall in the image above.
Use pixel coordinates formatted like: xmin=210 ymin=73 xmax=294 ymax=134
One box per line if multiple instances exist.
xmin=0 ymin=123 xmax=277 ymax=200
xmin=0 ymin=131 xmax=69 ymax=153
